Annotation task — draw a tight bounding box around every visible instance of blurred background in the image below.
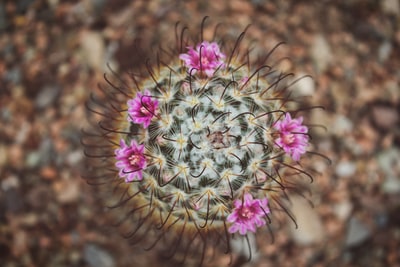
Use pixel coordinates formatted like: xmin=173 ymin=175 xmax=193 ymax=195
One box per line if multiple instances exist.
xmin=0 ymin=0 xmax=399 ymax=266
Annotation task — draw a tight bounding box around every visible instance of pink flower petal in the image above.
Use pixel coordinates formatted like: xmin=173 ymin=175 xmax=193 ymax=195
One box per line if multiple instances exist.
xmin=127 ymin=90 xmax=158 ymax=128
xmin=179 ymin=41 xmax=226 ymax=77
xmin=227 ymin=193 xmax=269 ymax=235
xmin=273 ymin=113 xmax=309 ymax=161
xmin=115 ymin=139 xmax=147 ymax=182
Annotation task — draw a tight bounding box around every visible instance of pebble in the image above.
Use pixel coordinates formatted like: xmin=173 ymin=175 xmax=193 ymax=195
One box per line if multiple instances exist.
xmin=378 ymin=40 xmax=392 ymax=63
xmin=90 ymin=0 xmax=107 ymax=14
xmin=38 ymin=139 xmax=56 ymax=166
xmin=40 ymin=166 xmax=57 ymax=180
xmin=0 ymin=145 xmax=8 ymax=167
xmin=83 ymin=244 xmax=115 ymax=267
xmin=335 ymin=161 xmax=357 ymax=177
xmin=66 ymin=150 xmax=83 ymax=166
xmin=25 ymin=151 xmax=41 ymax=168
xmin=12 ymin=230 xmax=28 ymax=257
xmin=288 ymin=195 xmax=325 ymax=245
xmin=5 ymin=66 xmax=22 ymax=84
xmin=1 ymin=174 xmax=20 ymax=191
xmin=333 ymin=200 xmax=353 ymax=221
xmin=382 ymin=176 xmax=400 ymax=194
xmin=371 ymin=105 xmax=399 ymax=131
xmin=377 ymin=148 xmax=400 ymax=174
xmin=35 ymin=85 xmax=61 ymax=110
xmin=311 ymin=34 xmax=333 ymax=73
xmin=332 ymin=114 xmax=353 ymax=136
xmin=385 ymin=80 xmax=399 ymax=102
xmin=53 ymin=178 xmax=80 ymax=204
xmin=381 ymin=0 xmax=400 ymax=16
xmin=377 ymin=148 xmax=400 ymax=194
xmin=345 ymin=217 xmax=370 ymax=247
xmin=14 ymin=121 xmax=30 ymax=144
xmin=79 ymin=30 xmax=105 ymax=71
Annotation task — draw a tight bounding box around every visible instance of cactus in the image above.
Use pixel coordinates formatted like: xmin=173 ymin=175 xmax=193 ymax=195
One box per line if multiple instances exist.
xmin=83 ymin=18 xmax=321 ymax=266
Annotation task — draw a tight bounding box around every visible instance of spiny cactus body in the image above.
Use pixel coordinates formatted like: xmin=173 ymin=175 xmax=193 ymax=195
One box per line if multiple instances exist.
xmin=84 ymin=19 xmax=318 ymax=266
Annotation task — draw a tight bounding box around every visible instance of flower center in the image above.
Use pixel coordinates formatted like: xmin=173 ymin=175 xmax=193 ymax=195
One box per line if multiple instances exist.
xmin=201 ymin=56 xmax=209 ymax=67
xmin=140 ymin=106 xmax=150 ymax=115
xmin=129 ymin=154 xmax=141 ymax=166
xmin=282 ymin=133 xmax=295 ymax=145
xmin=240 ymin=207 xmax=254 ymax=219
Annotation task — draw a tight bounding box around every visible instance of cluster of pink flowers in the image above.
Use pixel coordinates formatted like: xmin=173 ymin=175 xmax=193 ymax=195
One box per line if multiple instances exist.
xmin=113 ymin=41 xmax=310 ymax=238
xmin=115 ymin=139 xmax=147 ymax=182
xmin=115 ymin=91 xmax=159 ymax=182
xmin=127 ymin=90 xmax=159 ymax=128
xmin=179 ymin=41 xmax=226 ymax=77
xmin=273 ymin=113 xmax=309 ymax=161
xmin=227 ymin=193 xmax=270 ymax=235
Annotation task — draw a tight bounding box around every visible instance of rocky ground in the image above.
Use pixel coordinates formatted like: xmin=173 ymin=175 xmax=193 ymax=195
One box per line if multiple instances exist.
xmin=0 ymin=0 xmax=399 ymax=266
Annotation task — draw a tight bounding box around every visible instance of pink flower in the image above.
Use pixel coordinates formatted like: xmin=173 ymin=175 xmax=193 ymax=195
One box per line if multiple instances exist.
xmin=127 ymin=90 xmax=158 ymax=128
xmin=273 ymin=113 xmax=308 ymax=161
xmin=179 ymin=41 xmax=226 ymax=77
xmin=227 ymin=193 xmax=269 ymax=235
xmin=115 ymin=139 xmax=147 ymax=182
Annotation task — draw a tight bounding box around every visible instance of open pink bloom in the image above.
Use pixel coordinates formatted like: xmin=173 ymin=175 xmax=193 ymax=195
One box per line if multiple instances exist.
xmin=227 ymin=193 xmax=269 ymax=235
xmin=127 ymin=90 xmax=158 ymax=128
xmin=273 ymin=113 xmax=308 ymax=161
xmin=179 ymin=41 xmax=226 ymax=77
xmin=115 ymin=139 xmax=146 ymax=182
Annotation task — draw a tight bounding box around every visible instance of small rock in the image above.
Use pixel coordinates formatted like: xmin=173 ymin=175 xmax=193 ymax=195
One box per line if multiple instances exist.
xmin=25 ymin=151 xmax=41 ymax=168
xmin=15 ymin=121 xmax=30 ymax=144
xmin=5 ymin=66 xmax=22 ymax=84
xmin=377 ymin=148 xmax=400 ymax=174
xmin=40 ymin=166 xmax=57 ymax=180
xmin=381 ymin=0 xmax=400 ymax=16
xmin=345 ymin=217 xmax=370 ymax=247
xmin=289 ymin=195 xmax=325 ymax=245
xmin=1 ymin=174 xmax=20 ymax=191
xmin=90 ymin=0 xmax=107 ymax=14
xmin=378 ymin=40 xmax=392 ymax=63
xmin=377 ymin=148 xmax=400 ymax=194
xmin=332 ymin=114 xmax=353 ymax=136
xmin=8 ymin=144 xmax=24 ymax=169
xmin=38 ymin=139 xmax=56 ymax=166
xmin=371 ymin=105 xmax=399 ymax=131
xmin=0 ymin=144 xmax=8 ymax=167
xmin=12 ymin=230 xmax=28 ymax=257
xmin=335 ymin=161 xmax=357 ymax=177
xmin=80 ymin=30 xmax=105 ymax=71
xmin=311 ymin=34 xmax=333 ymax=73
xmin=382 ymin=176 xmax=400 ymax=194
xmin=83 ymin=244 xmax=115 ymax=267
xmin=66 ymin=150 xmax=83 ymax=166
xmin=35 ymin=85 xmax=61 ymax=109
xmin=53 ymin=178 xmax=80 ymax=204
xmin=333 ymin=200 xmax=353 ymax=221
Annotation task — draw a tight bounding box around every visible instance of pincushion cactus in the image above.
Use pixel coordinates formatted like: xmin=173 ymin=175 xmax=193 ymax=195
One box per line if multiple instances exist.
xmin=83 ymin=18 xmax=321 ymax=266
